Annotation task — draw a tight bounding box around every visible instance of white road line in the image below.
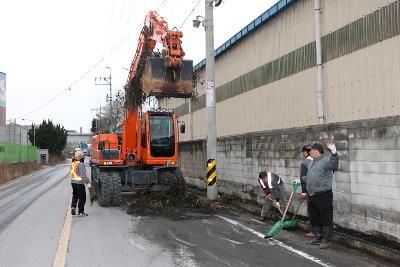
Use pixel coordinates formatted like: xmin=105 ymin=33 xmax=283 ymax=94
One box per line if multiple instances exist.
xmin=129 ymin=238 xmax=146 ymax=250
xmin=168 ymin=230 xmax=197 ymax=247
xmin=53 ymin=202 xmax=72 ymax=267
xmin=220 ymin=237 xmax=244 ymax=245
xmin=200 ymin=249 xmax=232 ymax=267
xmin=216 ymin=215 xmax=334 ymax=267
xmin=250 ymin=218 xmax=265 ymax=224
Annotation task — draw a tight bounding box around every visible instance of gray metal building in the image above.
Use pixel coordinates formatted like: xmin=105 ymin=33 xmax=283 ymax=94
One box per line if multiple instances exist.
xmin=163 ymin=0 xmax=400 ymax=139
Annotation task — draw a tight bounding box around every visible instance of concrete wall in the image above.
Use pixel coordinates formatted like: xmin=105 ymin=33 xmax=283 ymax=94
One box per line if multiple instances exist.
xmin=180 ymin=116 xmax=400 ymax=242
xmin=178 ymin=140 xmax=206 ymax=181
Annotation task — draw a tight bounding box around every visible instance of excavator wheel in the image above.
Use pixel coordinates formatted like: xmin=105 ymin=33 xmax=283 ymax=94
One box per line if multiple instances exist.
xmin=110 ymin=171 xmax=122 ymax=205
xmin=158 ymin=169 xmax=186 ymax=197
xmin=97 ymin=170 xmax=122 ymax=207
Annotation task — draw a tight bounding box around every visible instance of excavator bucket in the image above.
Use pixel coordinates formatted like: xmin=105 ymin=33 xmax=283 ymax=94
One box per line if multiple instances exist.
xmin=142 ymin=57 xmax=193 ymax=98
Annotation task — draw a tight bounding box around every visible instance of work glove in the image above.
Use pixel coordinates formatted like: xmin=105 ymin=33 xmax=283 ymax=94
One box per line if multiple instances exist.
xmin=327 ymin=142 xmax=337 ymax=154
xmin=300 ymin=192 xmax=307 ymax=201
xmin=274 ymin=201 xmax=280 ymax=209
xmin=87 ymin=183 xmax=92 ymax=189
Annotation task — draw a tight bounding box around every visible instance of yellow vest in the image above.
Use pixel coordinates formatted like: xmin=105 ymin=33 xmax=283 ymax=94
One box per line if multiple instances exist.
xmin=70 ymin=161 xmax=82 ymax=181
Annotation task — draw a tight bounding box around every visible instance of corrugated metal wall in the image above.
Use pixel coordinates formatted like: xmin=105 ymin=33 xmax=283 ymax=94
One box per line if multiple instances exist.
xmin=161 ymin=0 xmax=400 ymax=141
xmin=322 ymin=0 xmax=396 ymax=34
xmin=325 ymin=34 xmax=400 ymax=123
xmin=213 ymin=0 xmax=315 ymax=87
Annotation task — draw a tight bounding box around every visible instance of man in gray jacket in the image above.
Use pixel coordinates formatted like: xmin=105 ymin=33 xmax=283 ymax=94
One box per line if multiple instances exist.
xmin=303 ymin=142 xmax=338 ymax=249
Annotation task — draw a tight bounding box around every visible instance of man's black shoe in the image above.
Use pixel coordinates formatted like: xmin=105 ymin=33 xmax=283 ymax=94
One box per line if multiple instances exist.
xmin=71 ymin=207 xmax=76 ymax=216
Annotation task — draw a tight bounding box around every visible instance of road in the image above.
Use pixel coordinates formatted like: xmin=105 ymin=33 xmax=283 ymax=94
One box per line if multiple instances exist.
xmin=0 ymin=161 xmax=397 ymax=267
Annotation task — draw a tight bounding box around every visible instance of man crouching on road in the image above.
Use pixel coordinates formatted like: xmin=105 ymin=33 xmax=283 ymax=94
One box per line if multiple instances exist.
xmin=70 ymin=151 xmax=91 ymax=217
xmin=303 ymin=142 xmax=339 ymax=249
xmin=258 ymin=171 xmax=285 ymax=221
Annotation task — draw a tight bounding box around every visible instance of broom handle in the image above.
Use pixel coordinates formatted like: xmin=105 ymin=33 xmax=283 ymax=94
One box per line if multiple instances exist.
xmin=282 ymin=191 xmax=294 ymax=220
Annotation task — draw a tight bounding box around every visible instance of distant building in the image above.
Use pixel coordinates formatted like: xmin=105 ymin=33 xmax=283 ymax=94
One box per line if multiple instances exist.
xmin=0 ymin=72 xmax=6 ymax=125
xmin=66 ymin=131 xmax=92 ymax=156
xmin=0 ymin=123 xmax=29 ymax=145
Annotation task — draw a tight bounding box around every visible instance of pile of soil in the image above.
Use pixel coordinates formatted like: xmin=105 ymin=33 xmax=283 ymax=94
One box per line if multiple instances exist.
xmin=123 ymin=188 xmax=230 ymax=220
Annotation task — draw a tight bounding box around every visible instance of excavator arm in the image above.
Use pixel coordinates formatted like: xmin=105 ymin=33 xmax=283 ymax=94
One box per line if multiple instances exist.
xmin=122 ymin=11 xmax=192 ymax=163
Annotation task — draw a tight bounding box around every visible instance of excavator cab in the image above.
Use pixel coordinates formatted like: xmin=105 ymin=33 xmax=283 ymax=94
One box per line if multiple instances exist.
xmin=141 ymin=111 xmax=178 ymax=165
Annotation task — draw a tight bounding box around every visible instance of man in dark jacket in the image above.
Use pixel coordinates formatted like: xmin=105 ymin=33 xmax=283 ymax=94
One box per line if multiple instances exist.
xmin=303 ymin=142 xmax=339 ymax=249
xmin=299 ymin=144 xmax=315 ymax=238
xmin=258 ymin=171 xmax=285 ymax=220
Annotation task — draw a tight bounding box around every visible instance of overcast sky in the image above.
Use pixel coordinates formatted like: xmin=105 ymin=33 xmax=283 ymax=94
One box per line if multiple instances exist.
xmin=0 ymin=0 xmax=276 ymax=132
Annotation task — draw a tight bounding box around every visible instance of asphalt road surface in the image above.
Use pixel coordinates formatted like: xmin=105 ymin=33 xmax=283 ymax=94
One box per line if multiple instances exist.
xmin=0 ymin=161 xmax=397 ymax=267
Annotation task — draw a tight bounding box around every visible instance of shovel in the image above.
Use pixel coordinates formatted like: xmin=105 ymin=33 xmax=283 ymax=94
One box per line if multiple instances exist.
xmin=270 ymin=199 xmax=284 ymax=216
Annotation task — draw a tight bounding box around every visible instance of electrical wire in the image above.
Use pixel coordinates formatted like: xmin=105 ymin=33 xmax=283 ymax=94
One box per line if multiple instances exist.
xmin=155 ymin=0 xmax=169 ymax=11
xmin=16 ymin=0 xmax=173 ymax=120
xmin=178 ymin=0 xmax=202 ymax=30
xmin=102 ymin=0 xmax=117 ymax=58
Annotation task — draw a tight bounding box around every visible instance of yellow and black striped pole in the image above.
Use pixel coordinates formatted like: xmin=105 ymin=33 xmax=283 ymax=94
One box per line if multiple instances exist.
xmin=207 ymin=159 xmax=217 ymax=186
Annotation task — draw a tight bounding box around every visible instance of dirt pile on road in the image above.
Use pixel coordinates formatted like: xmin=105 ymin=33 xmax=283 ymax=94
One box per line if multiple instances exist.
xmin=123 ymin=188 xmax=230 ymax=220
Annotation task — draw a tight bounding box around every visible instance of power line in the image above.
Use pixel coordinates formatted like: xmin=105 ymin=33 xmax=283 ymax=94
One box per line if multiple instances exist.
xmin=17 ymin=56 xmax=106 ymax=120
xmin=16 ymin=0 xmax=173 ymax=119
xmin=179 ymin=0 xmax=202 ymax=30
xmin=102 ymin=0 xmax=117 ymax=58
xmin=156 ymin=0 xmax=169 ymax=11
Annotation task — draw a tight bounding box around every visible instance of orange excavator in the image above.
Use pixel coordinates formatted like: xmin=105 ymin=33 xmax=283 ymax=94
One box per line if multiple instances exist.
xmin=90 ymin=11 xmax=193 ymax=206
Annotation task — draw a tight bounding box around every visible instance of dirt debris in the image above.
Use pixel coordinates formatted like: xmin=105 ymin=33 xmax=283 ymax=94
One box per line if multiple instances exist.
xmin=122 ymin=187 xmax=239 ymax=220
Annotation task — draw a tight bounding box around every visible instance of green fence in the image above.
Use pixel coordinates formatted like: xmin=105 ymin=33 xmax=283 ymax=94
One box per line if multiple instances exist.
xmin=0 ymin=141 xmax=38 ymax=163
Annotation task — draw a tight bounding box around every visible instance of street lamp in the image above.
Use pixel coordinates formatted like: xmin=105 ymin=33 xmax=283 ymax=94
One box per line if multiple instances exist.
xmin=22 ymin=118 xmax=35 ymax=147
xmin=192 ymin=15 xmax=205 ymax=28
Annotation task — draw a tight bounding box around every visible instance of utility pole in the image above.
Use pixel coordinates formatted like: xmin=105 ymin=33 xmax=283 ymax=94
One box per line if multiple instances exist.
xmin=205 ymin=0 xmax=220 ymax=200
xmin=95 ymin=67 xmax=113 ymax=133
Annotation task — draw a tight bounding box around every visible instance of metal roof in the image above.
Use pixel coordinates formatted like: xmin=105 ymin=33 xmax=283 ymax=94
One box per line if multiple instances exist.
xmin=193 ymin=0 xmax=298 ymax=72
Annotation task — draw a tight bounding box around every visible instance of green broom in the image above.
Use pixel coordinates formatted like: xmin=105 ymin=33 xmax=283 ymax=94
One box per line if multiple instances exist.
xmin=265 ymin=181 xmax=299 ymax=238
xmin=282 ymin=199 xmax=303 ymax=229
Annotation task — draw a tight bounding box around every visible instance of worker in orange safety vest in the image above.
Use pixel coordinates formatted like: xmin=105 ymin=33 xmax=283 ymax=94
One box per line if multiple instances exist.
xmin=70 ymin=150 xmax=91 ymax=216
